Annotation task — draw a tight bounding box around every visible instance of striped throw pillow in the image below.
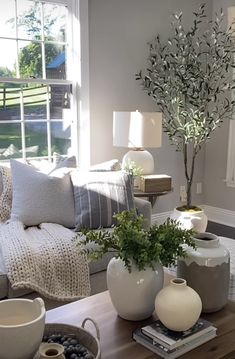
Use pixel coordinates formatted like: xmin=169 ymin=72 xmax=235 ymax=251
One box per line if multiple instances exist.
xmin=71 ymin=171 xmax=135 ymax=230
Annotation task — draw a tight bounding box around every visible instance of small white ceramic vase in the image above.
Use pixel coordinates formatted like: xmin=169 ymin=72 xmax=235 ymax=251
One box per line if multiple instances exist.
xmin=155 ymin=278 xmax=202 ymax=331
xmin=171 ymin=207 xmax=208 ymax=233
xmin=0 ymin=297 xmax=45 ymax=359
xmin=39 ymin=343 xmax=65 ymax=359
xmin=107 ymin=257 xmax=164 ymax=321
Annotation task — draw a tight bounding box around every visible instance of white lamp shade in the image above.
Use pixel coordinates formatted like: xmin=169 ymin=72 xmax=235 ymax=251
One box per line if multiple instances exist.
xmin=113 ymin=111 xmax=162 ymax=149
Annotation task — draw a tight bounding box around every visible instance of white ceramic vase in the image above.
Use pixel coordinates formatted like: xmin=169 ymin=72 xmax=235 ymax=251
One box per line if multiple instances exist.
xmin=177 ymin=232 xmax=230 ymax=312
xmin=155 ymin=278 xmax=202 ymax=331
xmin=39 ymin=343 xmax=65 ymax=359
xmin=107 ymin=257 xmax=164 ymax=321
xmin=171 ymin=207 xmax=208 ymax=233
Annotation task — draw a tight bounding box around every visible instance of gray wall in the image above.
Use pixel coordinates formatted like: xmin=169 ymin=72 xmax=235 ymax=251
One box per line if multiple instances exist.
xmin=88 ymin=0 xmax=211 ymax=213
xmin=203 ymin=0 xmax=235 ymax=212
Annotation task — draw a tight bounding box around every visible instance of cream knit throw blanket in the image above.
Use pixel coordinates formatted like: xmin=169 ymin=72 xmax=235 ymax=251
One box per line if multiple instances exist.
xmin=0 ymin=221 xmax=91 ymax=301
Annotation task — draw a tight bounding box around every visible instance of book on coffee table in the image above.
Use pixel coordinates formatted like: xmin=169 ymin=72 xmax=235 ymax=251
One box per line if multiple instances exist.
xmin=133 ymin=327 xmax=217 ymax=359
xmin=141 ymin=318 xmax=216 ymax=350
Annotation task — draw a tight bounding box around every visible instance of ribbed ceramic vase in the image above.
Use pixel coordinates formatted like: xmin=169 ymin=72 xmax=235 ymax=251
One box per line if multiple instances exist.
xmin=107 ymin=257 xmax=164 ymax=321
xmin=177 ymin=232 xmax=230 ymax=313
xmin=155 ymin=278 xmax=202 ymax=331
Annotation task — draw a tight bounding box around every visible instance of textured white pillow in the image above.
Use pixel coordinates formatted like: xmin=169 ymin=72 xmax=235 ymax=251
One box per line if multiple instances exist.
xmin=10 ymin=160 xmax=75 ymax=228
xmin=0 ymin=166 xmax=12 ymax=222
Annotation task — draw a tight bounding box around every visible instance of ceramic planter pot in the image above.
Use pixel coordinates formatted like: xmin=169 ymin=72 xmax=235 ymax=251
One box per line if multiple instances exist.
xmin=107 ymin=257 xmax=164 ymax=321
xmin=171 ymin=207 xmax=208 ymax=233
xmin=177 ymin=232 xmax=230 ymax=312
xmin=155 ymin=278 xmax=202 ymax=331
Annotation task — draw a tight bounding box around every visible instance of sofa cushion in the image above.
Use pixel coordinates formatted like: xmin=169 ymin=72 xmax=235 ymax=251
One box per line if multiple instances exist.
xmin=0 ymin=166 xmax=12 ymax=222
xmin=10 ymin=160 xmax=75 ymax=228
xmin=71 ymin=170 xmax=135 ymax=230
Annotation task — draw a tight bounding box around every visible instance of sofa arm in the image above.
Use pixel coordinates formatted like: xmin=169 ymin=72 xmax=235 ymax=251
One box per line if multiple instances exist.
xmin=134 ymin=197 xmax=152 ymax=229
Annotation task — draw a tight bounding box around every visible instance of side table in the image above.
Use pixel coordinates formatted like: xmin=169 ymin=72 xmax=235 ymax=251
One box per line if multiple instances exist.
xmin=134 ymin=188 xmax=172 ymax=206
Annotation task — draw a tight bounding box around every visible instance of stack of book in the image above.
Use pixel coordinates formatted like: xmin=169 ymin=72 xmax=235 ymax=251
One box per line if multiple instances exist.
xmin=133 ymin=318 xmax=217 ymax=359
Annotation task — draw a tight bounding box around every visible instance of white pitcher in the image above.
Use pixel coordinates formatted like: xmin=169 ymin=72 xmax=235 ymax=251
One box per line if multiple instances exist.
xmin=0 ymin=297 xmax=45 ymax=359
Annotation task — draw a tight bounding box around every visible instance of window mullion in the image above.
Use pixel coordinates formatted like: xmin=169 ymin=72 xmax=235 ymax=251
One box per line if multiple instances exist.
xmin=40 ymin=3 xmax=46 ymax=79
xmin=15 ymin=0 xmax=20 ymax=78
xmin=20 ymin=86 xmax=26 ymax=161
xmin=46 ymin=85 xmax=52 ymax=160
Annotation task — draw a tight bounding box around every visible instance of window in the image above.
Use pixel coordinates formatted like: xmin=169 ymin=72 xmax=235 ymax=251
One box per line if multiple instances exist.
xmin=226 ymin=7 xmax=235 ymax=187
xmin=226 ymin=119 xmax=235 ymax=187
xmin=0 ymin=0 xmax=81 ymax=162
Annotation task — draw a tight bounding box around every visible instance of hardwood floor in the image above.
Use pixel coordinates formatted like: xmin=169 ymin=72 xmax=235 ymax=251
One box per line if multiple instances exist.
xmin=207 ymin=221 xmax=235 ymax=239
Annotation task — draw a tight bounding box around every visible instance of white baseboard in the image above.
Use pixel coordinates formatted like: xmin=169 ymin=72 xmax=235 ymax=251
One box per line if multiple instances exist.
xmin=152 ymin=211 xmax=172 ymax=224
xmin=202 ymin=205 xmax=235 ymax=228
xmin=152 ymin=205 xmax=235 ymax=228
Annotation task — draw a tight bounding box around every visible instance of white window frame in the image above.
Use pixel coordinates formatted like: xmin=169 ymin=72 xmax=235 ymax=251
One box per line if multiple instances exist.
xmin=226 ymin=7 xmax=235 ymax=187
xmin=0 ymin=0 xmax=90 ymax=167
xmin=226 ymin=119 xmax=235 ymax=187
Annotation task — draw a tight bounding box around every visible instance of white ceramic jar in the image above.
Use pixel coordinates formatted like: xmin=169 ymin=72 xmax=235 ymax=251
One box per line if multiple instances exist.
xmin=177 ymin=232 xmax=230 ymax=312
xmin=155 ymin=278 xmax=202 ymax=331
xmin=39 ymin=343 xmax=65 ymax=359
xmin=107 ymin=257 xmax=164 ymax=321
xmin=171 ymin=207 xmax=208 ymax=233
xmin=0 ymin=297 xmax=45 ymax=359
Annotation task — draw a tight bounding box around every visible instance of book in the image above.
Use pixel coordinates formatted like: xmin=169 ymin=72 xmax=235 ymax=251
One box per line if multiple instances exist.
xmin=139 ymin=174 xmax=172 ymax=192
xmin=133 ymin=328 xmax=217 ymax=359
xmin=141 ymin=318 xmax=216 ymax=350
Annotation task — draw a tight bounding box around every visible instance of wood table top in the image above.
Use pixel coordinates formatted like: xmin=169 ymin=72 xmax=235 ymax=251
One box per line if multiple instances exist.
xmin=46 ymin=289 xmax=235 ymax=359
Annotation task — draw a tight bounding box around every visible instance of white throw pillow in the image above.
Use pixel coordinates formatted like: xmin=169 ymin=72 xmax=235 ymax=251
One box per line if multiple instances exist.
xmin=10 ymin=160 xmax=75 ymax=228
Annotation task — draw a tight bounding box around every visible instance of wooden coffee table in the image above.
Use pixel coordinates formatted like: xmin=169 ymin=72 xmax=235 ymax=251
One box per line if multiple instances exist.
xmin=46 ymin=289 xmax=235 ymax=358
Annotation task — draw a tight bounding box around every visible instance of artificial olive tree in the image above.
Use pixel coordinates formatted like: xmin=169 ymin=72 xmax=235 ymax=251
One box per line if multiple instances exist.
xmin=136 ymin=4 xmax=235 ymax=209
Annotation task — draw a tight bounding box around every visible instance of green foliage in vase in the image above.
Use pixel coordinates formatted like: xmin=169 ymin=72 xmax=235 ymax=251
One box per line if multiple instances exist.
xmin=136 ymin=3 xmax=235 ymax=209
xmin=123 ymin=160 xmax=143 ymax=178
xmin=77 ymin=210 xmax=196 ymax=272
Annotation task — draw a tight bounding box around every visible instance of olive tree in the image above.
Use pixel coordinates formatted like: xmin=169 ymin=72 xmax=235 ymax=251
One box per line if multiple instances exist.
xmin=136 ymin=4 xmax=235 ymax=209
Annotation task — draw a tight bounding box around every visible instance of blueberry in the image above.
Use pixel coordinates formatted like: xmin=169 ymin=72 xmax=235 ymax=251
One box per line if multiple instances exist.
xmin=70 ymin=339 xmax=79 ymax=345
xmin=84 ymin=354 xmax=94 ymax=359
xmin=70 ymin=354 xmax=78 ymax=359
xmin=63 ymin=340 xmax=70 ymax=347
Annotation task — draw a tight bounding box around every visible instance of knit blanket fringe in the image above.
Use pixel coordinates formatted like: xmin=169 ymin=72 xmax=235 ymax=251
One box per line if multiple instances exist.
xmin=0 ymin=221 xmax=91 ymax=301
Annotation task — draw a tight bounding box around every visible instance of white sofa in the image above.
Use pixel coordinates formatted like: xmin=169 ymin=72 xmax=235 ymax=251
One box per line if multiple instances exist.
xmin=0 ymin=196 xmax=151 ymax=299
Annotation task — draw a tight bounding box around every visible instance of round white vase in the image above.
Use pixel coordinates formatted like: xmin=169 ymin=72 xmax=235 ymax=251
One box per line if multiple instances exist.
xmin=171 ymin=207 xmax=208 ymax=233
xmin=177 ymin=232 xmax=230 ymax=313
xmin=107 ymin=257 xmax=164 ymax=321
xmin=155 ymin=278 xmax=202 ymax=331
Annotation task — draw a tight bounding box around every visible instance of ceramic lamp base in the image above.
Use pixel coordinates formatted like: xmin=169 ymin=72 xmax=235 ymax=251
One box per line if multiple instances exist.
xmin=122 ymin=149 xmax=154 ymax=175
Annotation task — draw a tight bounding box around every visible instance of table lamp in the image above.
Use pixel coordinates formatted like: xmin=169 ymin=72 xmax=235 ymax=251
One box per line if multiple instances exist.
xmin=113 ymin=111 xmax=162 ymax=174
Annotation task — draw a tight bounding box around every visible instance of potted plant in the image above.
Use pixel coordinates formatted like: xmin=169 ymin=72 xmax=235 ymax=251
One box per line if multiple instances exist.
xmin=136 ymin=4 xmax=235 ymax=230
xmin=78 ymin=210 xmax=195 ymax=321
xmin=123 ymin=160 xmax=143 ymax=188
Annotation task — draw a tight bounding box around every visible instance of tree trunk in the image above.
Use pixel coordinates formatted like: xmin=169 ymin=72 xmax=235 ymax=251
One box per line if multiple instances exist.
xmin=183 ymin=144 xmax=196 ymax=209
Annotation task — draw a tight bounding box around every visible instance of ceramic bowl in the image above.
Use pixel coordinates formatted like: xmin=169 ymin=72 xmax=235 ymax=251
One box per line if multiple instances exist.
xmin=0 ymin=297 xmax=46 ymax=359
